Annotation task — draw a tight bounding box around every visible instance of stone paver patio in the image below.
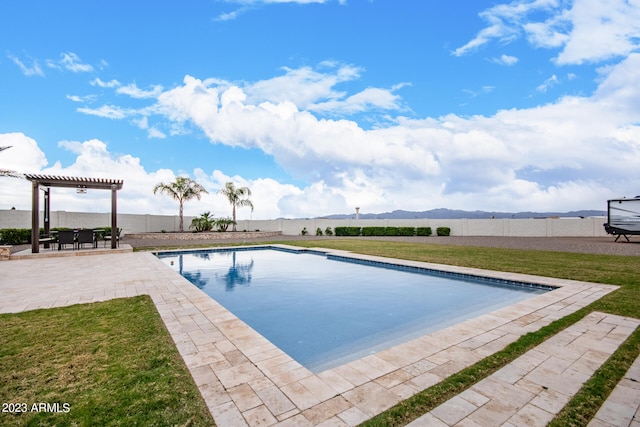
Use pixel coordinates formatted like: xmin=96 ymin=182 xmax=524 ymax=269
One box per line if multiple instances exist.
xmin=1 ymin=245 xmax=633 ymax=426
xmin=408 ymin=311 xmax=640 ymax=426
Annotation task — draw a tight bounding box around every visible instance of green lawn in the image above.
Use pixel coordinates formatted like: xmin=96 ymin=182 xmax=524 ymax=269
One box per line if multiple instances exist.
xmin=285 ymin=239 xmax=640 ymax=426
xmin=0 ymin=295 xmax=215 ymax=427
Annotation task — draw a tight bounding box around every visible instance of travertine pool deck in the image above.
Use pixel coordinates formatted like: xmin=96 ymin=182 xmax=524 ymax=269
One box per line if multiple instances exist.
xmin=0 ymin=245 xmax=632 ymax=426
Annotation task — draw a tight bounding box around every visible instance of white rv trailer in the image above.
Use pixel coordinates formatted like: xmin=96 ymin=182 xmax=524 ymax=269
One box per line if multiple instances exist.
xmin=604 ymin=196 xmax=640 ymax=241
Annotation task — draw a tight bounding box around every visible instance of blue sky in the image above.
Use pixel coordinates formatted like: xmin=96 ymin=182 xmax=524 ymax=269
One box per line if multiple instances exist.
xmin=1 ymin=0 xmax=639 ymax=219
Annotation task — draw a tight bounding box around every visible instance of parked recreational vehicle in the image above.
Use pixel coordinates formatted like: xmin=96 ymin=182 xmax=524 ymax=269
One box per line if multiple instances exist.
xmin=604 ymin=196 xmax=640 ymax=241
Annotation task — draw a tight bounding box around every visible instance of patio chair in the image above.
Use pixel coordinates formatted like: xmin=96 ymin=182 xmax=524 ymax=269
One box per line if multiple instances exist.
xmin=57 ymin=230 xmax=76 ymax=250
xmin=103 ymin=227 xmax=121 ymax=248
xmin=77 ymin=229 xmax=96 ymax=249
xmin=38 ymin=233 xmax=56 ymax=250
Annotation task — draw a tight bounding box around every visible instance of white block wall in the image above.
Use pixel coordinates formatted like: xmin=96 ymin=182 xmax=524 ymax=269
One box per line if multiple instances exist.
xmin=0 ymin=209 xmax=609 ymax=237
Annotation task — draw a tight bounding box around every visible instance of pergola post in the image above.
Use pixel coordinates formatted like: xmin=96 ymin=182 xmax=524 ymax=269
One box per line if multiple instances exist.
xmin=44 ymin=188 xmax=51 ymax=249
xmin=31 ymin=181 xmax=40 ymax=254
xmin=111 ymin=184 xmax=117 ymax=249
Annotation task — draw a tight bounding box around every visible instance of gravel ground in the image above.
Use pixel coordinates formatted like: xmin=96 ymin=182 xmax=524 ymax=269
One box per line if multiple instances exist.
xmin=10 ymin=234 xmax=639 ymax=256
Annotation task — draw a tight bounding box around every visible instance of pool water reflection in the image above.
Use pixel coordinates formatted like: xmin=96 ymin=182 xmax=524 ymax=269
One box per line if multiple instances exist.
xmin=157 ymin=247 xmax=548 ymax=372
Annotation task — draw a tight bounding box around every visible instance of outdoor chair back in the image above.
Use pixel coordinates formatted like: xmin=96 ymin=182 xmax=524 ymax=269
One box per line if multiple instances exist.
xmin=103 ymin=227 xmax=121 ymax=247
xmin=57 ymin=230 xmax=75 ymax=250
xmin=77 ymin=229 xmax=95 ymax=249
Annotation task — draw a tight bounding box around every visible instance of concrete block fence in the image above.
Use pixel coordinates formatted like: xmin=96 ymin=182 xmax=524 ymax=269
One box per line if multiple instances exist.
xmin=0 ymin=209 xmax=609 ymax=237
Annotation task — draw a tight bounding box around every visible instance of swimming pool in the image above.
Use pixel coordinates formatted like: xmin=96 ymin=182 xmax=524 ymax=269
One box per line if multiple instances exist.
xmin=157 ymin=246 xmax=550 ymax=372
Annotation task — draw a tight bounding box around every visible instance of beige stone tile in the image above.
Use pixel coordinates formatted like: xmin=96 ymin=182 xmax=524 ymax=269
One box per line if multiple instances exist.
xmin=299 ymin=375 xmax=340 ymax=402
xmin=189 ymin=364 xmax=217 ymax=387
xmin=329 ymin=365 xmax=370 ymax=387
xmin=216 ymin=362 xmax=265 ymax=389
xmin=275 ymin=413 xmax=314 ymax=427
xmin=337 ymin=406 xmax=370 ymax=426
xmin=301 ymin=396 xmax=352 ymax=425
xmin=243 ymin=404 xmax=278 ymax=427
xmin=249 ymin=376 xmax=277 ymax=392
xmin=430 ymin=395 xmax=478 ymax=425
xmin=507 ymin=403 xmax=554 ymax=427
xmin=317 ymin=369 xmax=356 ymax=394
xmin=492 ymin=362 xmax=530 ymax=384
xmin=429 ymin=360 xmax=466 ymax=378
xmin=529 ymin=388 xmax=571 ymax=414
xmin=275 ymin=408 xmax=300 ymax=422
xmin=525 ymin=365 xmax=589 ymax=396
xmin=452 ymin=417 xmax=485 ymax=427
xmin=263 ymin=360 xmax=306 ymax=379
xmin=198 ymin=379 xmax=231 ymax=407
xmin=256 ymin=385 xmax=297 ymax=416
xmin=228 ymin=383 xmax=263 ymax=412
xmin=374 ymin=369 xmax=414 ymax=389
xmin=315 ymin=416 xmax=349 ymax=427
xmin=271 ymin=366 xmax=314 ymax=388
xmin=458 ymin=389 xmax=490 ymax=408
xmin=408 ymin=371 xmax=442 ymax=391
xmin=473 ymin=377 xmax=535 ymax=408
xmin=342 ymin=382 xmax=401 ymax=416
xmin=358 ymin=354 xmax=399 ymax=376
xmin=257 ymin=353 xmax=294 ymax=370
xmin=280 ymin=381 xmax=321 ymax=411
xmin=406 ymin=413 xmax=449 ymax=427
xmin=210 ymin=401 xmax=248 ymax=427
xmin=538 ymin=355 xmax=576 ymax=374
xmin=468 ymin=400 xmax=517 ymax=427
xmin=390 ymin=382 xmax=419 ymax=400
xmin=403 ymin=358 xmax=438 ymax=376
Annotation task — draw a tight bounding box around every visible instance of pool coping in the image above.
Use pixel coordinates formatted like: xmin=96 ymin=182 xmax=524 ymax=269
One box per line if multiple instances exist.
xmin=0 ymin=244 xmax=621 ymax=426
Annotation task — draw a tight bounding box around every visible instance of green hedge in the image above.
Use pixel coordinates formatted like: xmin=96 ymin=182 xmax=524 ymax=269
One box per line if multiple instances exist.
xmin=0 ymin=228 xmax=31 ymax=245
xmin=334 ymin=226 xmax=361 ymax=236
xmin=361 ymin=227 xmax=386 ymax=236
xmin=0 ymin=227 xmax=108 ymax=245
xmin=416 ymin=227 xmax=432 ymax=236
xmin=345 ymin=226 xmax=419 ymax=237
xmin=436 ymin=227 xmax=451 ymax=236
xmin=397 ymin=227 xmax=417 ymax=236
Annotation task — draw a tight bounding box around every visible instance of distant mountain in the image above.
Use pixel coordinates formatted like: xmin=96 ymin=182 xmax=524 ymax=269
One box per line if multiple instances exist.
xmin=318 ymin=208 xmax=606 ymax=220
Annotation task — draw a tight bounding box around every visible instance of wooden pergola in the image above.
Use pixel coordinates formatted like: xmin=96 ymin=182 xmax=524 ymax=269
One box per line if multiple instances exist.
xmin=24 ymin=174 xmax=124 ymax=253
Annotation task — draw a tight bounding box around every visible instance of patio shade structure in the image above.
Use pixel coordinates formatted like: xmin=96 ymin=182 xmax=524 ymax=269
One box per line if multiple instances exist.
xmin=24 ymin=174 xmax=124 ymax=253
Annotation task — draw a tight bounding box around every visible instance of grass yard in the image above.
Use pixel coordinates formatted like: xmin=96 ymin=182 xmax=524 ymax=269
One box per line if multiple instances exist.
xmin=0 ymin=295 xmax=215 ymax=427
xmin=286 ymin=239 xmax=640 ymax=426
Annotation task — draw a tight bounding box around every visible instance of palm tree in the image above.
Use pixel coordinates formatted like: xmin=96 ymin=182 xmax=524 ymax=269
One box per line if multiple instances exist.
xmin=153 ymin=177 xmax=208 ymax=232
xmin=218 ymin=182 xmax=253 ymax=231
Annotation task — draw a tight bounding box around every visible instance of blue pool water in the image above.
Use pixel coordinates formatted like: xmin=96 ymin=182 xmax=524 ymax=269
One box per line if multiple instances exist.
xmin=157 ymin=247 xmax=549 ymax=372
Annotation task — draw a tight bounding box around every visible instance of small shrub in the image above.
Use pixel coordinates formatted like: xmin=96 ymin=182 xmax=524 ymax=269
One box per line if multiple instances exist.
xmin=436 ymin=227 xmax=451 ymax=236
xmin=215 ymin=218 xmax=235 ymax=232
xmin=316 ymin=227 xmax=323 ymax=236
xmin=324 ymin=227 xmax=333 ymax=236
xmin=416 ymin=227 xmax=432 ymax=236
xmin=190 ymin=212 xmax=215 ymax=232
xmin=301 ymin=227 xmax=308 ymax=236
